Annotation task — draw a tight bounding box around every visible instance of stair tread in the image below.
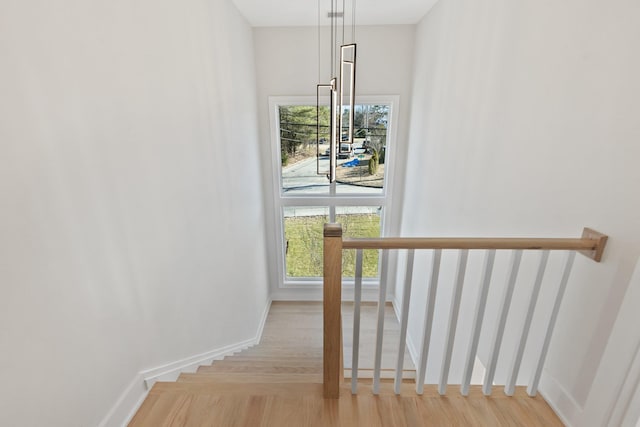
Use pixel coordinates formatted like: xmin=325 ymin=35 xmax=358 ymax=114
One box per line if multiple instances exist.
xmin=197 ymin=365 xmax=322 ymax=374
xmin=226 ymin=354 xmax=322 ymax=360
xmin=149 ymin=381 xmax=534 ymax=399
xmin=210 ymin=358 xmax=322 ymax=367
xmin=178 ymin=372 xmax=322 ymax=383
xmin=149 ymin=381 xmax=323 ymax=396
xmin=132 ymin=382 xmax=561 ymax=427
xmin=130 ymin=302 xmax=563 ymax=427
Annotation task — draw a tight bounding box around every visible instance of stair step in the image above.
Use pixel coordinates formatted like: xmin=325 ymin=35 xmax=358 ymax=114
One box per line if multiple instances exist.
xmin=223 ymin=355 xmax=322 ymax=363
xmin=148 ymin=381 xmax=323 ymax=397
xmin=207 ymin=359 xmax=321 ymax=368
xmin=129 ymin=302 xmax=563 ymax=427
xmin=148 ymin=380 xmax=533 ymax=399
xmin=131 ymin=382 xmax=561 ymax=427
xmin=252 ymin=335 xmax=321 ymax=343
xmin=238 ymin=345 xmax=321 ymax=353
xmin=229 ymin=354 xmax=322 ymax=361
xmin=197 ymin=364 xmax=322 ymax=374
xmin=236 ymin=351 xmax=322 ymax=357
xmin=177 ymin=372 xmax=322 ymax=383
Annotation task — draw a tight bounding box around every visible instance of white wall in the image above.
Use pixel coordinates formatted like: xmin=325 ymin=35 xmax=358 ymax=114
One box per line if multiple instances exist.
xmin=601 ymin=260 xmax=640 ymax=426
xmin=0 ymin=0 xmax=269 ymax=425
xmin=253 ymin=25 xmax=415 ymax=300
xmin=401 ymin=0 xmax=640 ymax=425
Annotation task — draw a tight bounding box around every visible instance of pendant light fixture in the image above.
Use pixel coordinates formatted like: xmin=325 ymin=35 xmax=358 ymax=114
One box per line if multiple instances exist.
xmin=316 ymin=0 xmax=357 ymax=183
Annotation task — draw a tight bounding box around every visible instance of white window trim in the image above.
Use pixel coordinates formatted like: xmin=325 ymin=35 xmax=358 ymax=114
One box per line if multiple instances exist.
xmin=268 ymin=95 xmax=400 ymax=290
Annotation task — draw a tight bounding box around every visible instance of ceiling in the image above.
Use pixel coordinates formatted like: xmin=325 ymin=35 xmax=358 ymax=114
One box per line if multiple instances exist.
xmin=232 ymin=0 xmax=439 ymax=27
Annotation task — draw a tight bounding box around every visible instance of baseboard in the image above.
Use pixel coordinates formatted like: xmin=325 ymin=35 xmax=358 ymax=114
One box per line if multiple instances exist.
xmin=539 ymin=370 xmax=583 ymax=427
xmin=141 ymin=298 xmax=273 ymax=388
xmin=98 ymin=297 xmax=273 ymax=427
xmin=141 ymin=338 xmax=256 ymax=389
xmin=255 ymin=298 xmax=272 ymax=345
xmin=97 ymin=374 xmax=147 ymax=427
xmin=392 ymin=295 xmax=402 ymax=319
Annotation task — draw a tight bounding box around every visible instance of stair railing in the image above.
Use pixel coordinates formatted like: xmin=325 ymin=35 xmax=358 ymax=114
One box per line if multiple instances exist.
xmin=322 ymin=223 xmax=607 ymax=399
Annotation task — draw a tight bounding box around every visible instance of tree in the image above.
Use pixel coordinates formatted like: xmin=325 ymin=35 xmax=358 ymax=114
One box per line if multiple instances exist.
xmin=279 ymin=106 xmax=330 ymax=161
xmin=352 ymin=105 xmax=389 ymax=153
xmin=368 ymin=149 xmax=379 ymax=175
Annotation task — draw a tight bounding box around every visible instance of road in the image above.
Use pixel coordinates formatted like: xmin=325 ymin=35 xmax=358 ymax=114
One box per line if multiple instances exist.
xmin=282 ymin=155 xmax=380 ymax=197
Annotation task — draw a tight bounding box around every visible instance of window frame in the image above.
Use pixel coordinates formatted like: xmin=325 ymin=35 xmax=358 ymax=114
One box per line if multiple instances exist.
xmin=268 ymin=95 xmax=400 ymax=288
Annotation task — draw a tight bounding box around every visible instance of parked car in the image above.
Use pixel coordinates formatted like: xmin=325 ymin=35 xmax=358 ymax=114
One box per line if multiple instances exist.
xmin=323 ymin=143 xmax=353 ymax=159
xmin=338 ymin=143 xmax=353 ymax=159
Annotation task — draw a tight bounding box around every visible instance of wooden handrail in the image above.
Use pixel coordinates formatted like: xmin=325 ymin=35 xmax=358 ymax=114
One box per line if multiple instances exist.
xmin=322 ymin=224 xmax=608 ymax=399
xmin=340 ymin=227 xmax=607 ymax=262
xmin=343 ymin=237 xmax=596 ymax=250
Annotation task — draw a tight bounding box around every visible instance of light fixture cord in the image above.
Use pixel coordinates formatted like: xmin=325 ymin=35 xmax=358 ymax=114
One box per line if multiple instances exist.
xmin=330 ymin=0 xmax=336 ymax=77
xmin=318 ymin=0 xmax=321 ymax=82
xmin=352 ymin=0 xmax=356 ymax=42
xmin=334 ymin=0 xmax=338 ymax=77
xmin=342 ymin=0 xmax=345 ymax=47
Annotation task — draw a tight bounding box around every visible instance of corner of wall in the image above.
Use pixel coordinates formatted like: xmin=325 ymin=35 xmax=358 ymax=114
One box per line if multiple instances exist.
xmin=391 ymin=296 xmax=419 ymax=368
xmin=539 ymin=370 xmax=583 ymax=427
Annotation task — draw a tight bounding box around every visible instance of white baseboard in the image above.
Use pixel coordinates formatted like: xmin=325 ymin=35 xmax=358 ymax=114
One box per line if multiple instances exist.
xmin=254 ymin=298 xmax=272 ymax=345
xmin=539 ymin=370 xmax=583 ymax=427
xmin=141 ymin=338 xmax=256 ymax=389
xmin=392 ymin=295 xmax=402 ymax=320
xmin=98 ymin=298 xmax=273 ymax=427
xmin=141 ymin=298 xmax=272 ymax=387
xmin=97 ymin=374 xmax=147 ymax=427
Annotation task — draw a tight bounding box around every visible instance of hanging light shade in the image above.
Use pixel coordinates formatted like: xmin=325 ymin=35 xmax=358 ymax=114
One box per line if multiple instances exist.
xmin=316 ymin=0 xmax=357 ymax=183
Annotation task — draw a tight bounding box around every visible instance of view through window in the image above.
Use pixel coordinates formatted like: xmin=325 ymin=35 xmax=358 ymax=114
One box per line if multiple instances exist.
xmin=284 ymin=206 xmax=381 ymax=278
xmin=272 ymin=98 xmax=394 ymax=283
xmin=280 ymin=104 xmax=389 ymax=196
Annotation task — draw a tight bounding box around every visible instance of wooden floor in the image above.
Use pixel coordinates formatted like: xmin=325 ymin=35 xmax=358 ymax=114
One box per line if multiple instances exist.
xmin=342 ymin=302 xmax=415 ymax=376
xmin=129 ymin=302 xmax=563 ymax=426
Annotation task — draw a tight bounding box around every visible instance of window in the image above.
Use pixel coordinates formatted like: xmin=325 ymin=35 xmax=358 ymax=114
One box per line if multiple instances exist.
xmin=283 ymin=206 xmax=382 ymax=279
xmin=279 ymin=104 xmax=389 ymax=196
xmin=269 ymin=96 xmax=398 ymax=286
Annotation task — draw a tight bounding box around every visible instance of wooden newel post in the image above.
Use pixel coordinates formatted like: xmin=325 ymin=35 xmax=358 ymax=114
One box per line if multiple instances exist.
xmin=324 ymin=223 xmax=343 ymax=398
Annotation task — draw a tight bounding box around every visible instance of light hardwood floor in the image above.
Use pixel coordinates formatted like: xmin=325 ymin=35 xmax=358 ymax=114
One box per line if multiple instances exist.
xmin=129 ymin=301 xmax=563 ymax=426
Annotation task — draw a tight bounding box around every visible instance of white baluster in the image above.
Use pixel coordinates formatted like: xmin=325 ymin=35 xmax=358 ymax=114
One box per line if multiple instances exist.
xmin=394 ymin=249 xmax=415 ymax=394
xmin=372 ymin=250 xmax=389 ymax=395
xmin=505 ymin=250 xmax=549 ymax=396
xmin=461 ymin=250 xmax=496 ymax=396
xmin=351 ymin=249 xmax=363 ymax=394
xmin=416 ymin=250 xmax=442 ymax=395
xmin=439 ymin=249 xmax=469 ymax=395
xmin=528 ymin=251 xmax=576 ymax=396
xmin=483 ymin=250 xmax=523 ymax=395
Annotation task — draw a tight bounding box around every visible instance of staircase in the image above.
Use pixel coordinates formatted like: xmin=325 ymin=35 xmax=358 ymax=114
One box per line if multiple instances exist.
xmin=129 ymin=302 xmax=563 ymax=426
